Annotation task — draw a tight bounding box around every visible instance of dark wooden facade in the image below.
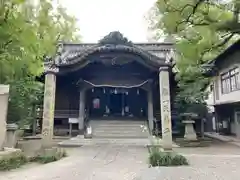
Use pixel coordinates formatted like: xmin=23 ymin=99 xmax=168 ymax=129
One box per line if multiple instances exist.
xmin=42 ymin=31 xmax=176 ymax=134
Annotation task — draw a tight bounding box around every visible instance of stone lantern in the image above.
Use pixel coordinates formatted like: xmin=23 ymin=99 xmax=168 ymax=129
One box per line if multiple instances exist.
xmin=181 ymin=112 xmax=198 ymax=141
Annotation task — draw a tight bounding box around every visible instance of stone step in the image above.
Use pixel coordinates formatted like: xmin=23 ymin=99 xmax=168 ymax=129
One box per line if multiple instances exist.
xmin=92 ymin=131 xmax=148 ymax=134
xmin=93 ymin=130 xmax=148 ymax=135
xmin=93 ymin=129 xmax=145 ymax=133
xmin=91 ymin=122 xmax=146 ymax=126
xmin=92 ymin=129 xmax=145 ymax=133
xmin=90 ymin=120 xmax=149 ymax=138
xmin=92 ymin=125 xmax=145 ymax=129
xmin=58 ymin=137 xmax=151 ymax=147
xmin=92 ymin=135 xmax=149 ymax=139
xmin=93 ymin=132 xmax=147 ymax=136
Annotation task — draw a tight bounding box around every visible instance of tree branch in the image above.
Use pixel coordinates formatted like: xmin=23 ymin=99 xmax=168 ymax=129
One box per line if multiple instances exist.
xmin=198 ymin=33 xmax=235 ymax=64
xmin=0 ymin=40 xmax=13 ymax=54
xmin=0 ymin=2 xmax=15 ymax=25
xmin=164 ymin=0 xmax=239 ymax=34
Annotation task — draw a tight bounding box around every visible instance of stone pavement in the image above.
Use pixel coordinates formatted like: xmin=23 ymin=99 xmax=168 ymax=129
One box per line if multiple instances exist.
xmin=1 ymin=142 xmax=240 ymax=180
xmin=205 ymin=132 xmax=240 ymax=147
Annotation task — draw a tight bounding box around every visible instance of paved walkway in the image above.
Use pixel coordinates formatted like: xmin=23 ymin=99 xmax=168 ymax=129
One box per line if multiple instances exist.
xmin=1 ymin=142 xmax=240 ymax=180
xmin=0 ymin=145 xmax=148 ymax=180
xmin=205 ymin=132 xmax=240 ymax=147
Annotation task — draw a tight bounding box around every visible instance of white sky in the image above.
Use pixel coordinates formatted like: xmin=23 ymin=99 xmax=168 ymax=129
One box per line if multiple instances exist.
xmin=59 ymin=0 xmax=156 ymax=43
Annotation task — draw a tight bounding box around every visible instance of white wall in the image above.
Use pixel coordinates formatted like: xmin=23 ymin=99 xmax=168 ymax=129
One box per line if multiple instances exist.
xmin=213 ymin=51 xmax=240 ymax=105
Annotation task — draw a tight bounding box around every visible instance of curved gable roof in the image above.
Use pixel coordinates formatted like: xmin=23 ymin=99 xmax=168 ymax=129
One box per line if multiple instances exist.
xmin=46 ymin=31 xmax=174 ymax=72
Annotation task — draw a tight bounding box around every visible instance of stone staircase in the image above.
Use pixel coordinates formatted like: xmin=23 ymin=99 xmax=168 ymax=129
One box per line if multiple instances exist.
xmin=90 ymin=119 xmax=149 ymax=138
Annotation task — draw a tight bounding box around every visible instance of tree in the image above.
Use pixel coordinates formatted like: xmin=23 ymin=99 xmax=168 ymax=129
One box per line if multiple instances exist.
xmin=146 ymin=0 xmax=240 ymax=113
xmin=0 ymin=0 xmax=80 ymax=126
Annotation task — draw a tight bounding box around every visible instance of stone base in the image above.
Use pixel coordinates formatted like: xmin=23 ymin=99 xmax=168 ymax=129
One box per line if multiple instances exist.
xmin=37 ymin=147 xmax=57 ymax=156
xmin=146 ymin=145 xmax=174 ymax=153
xmin=184 ymin=135 xmax=197 ymax=141
xmin=175 ymin=137 xmax=212 ymax=147
xmin=35 ymin=146 xmax=65 ymax=157
xmin=0 ymin=147 xmax=22 ymax=159
xmin=84 ymin=126 xmax=93 ymax=139
xmin=183 ymin=121 xmax=197 ymax=141
xmin=84 ymin=134 xmax=93 ymax=139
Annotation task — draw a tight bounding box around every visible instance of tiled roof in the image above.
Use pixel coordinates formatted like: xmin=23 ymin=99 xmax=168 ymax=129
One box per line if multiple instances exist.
xmin=49 ymin=31 xmax=175 ymax=68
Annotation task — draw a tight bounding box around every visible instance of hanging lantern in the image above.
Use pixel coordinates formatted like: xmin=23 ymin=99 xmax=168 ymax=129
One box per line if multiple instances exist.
xmin=126 ymin=91 xmax=128 ymax=95
xmin=103 ymin=88 xmax=105 ymax=94
xmin=137 ymin=89 xmax=139 ymax=95
xmin=114 ymin=88 xmax=117 ymax=94
xmin=92 ymin=88 xmax=94 ymax=92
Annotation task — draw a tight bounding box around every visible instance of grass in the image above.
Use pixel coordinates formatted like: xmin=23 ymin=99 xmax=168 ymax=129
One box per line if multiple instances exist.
xmin=0 ymin=148 xmax=67 ymax=171
xmin=148 ymin=147 xmax=189 ymax=167
xmin=0 ymin=152 xmax=28 ymax=171
xmin=30 ymin=149 xmax=67 ymax=164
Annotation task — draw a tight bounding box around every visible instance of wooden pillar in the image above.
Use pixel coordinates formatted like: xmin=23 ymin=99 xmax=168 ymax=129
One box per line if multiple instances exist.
xmin=159 ymin=66 xmax=172 ymax=150
xmin=148 ymin=90 xmax=154 ymax=133
xmin=79 ymin=89 xmax=86 ymax=131
xmin=41 ymin=67 xmax=58 ymax=147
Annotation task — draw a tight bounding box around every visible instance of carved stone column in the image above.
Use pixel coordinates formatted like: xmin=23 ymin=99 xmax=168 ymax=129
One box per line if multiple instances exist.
xmin=159 ymin=66 xmax=172 ymax=150
xmin=42 ymin=66 xmax=58 ymax=147
xmin=79 ymin=89 xmax=86 ymax=131
xmin=147 ymin=90 xmax=154 ymax=133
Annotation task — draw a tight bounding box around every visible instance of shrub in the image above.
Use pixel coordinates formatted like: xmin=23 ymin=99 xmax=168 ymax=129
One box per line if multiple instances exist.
xmin=171 ymin=154 xmax=189 ymax=166
xmin=31 ymin=149 xmax=67 ymax=164
xmin=148 ymin=150 xmax=188 ymax=167
xmin=0 ymin=152 xmax=28 ymax=171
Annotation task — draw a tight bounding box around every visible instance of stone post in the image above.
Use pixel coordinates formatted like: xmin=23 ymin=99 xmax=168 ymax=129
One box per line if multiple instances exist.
xmin=159 ymin=66 xmax=172 ymax=150
xmin=147 ymin=90 xmax=154 ymax=133
xmin=0 ymin=85 xmax=9 ymax=150
xmin=4 ymin=124 xmax=18 ymax=148
xmin=78 ymin=89 xmax=85 ymax=131
xmin=41 ymin=67 xmax=58 ymax=147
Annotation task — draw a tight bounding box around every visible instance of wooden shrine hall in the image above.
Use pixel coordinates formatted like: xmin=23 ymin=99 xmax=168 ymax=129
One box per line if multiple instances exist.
xmin=41 ymin=31 xmax=176 ymax=149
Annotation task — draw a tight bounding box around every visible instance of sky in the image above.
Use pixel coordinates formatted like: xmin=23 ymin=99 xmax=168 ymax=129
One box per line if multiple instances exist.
xmin=59 ymin=0 xmax=157 ymax=43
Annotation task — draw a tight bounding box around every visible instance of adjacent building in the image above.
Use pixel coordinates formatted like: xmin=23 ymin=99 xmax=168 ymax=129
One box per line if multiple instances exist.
xmin=206 ymin=39 xmax=240 ymax=137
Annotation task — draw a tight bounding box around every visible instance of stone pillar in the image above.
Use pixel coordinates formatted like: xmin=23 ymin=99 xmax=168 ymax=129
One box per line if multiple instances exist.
xmin=78 ymin=89 xmax=85 ymax=131
xmin=147 ymin=90 xmax=154 ymax=133
xmin=0 ymin=85 xmax=9 ymax=150
xmin=159 ymin=66 xmax=172 ymax=150
xmin=41 ymin=67 xmax=58 ymax=147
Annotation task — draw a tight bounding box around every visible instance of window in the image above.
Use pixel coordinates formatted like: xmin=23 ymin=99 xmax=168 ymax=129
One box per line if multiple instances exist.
xmin=221 ymin=67 xmax=240 ymax=94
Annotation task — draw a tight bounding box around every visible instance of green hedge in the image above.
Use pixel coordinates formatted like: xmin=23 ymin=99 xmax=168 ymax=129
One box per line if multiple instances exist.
xmin=30 ymin=149 xmax=67 ymax=164
xmin=0 ymin=152 xmax=28 ymax=171
xmin=0 ymin=149 xmax=67 ymax=171
xmin=148 ymin=148 xmax=188 ymax=166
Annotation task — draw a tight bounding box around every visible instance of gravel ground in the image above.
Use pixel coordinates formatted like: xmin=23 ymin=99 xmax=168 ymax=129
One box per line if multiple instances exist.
xmin=1 ymin=141 xmax=240 ymax=180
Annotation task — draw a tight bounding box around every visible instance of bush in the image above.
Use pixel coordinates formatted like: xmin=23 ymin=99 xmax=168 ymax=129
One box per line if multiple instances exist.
xmin=31 ymin=149 xmax=67 ymax=164
xmin=0 ymin=148 xmax=67 ymax=171
xmin=0 ymin=152 xmax=28 ymax=171
xmin=148 ymin=150 xmax=188 ymax=167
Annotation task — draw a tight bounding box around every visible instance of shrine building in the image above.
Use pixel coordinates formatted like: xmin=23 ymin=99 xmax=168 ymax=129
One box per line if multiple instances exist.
xmin=41 ymin=31 xmax=176 ymax=148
